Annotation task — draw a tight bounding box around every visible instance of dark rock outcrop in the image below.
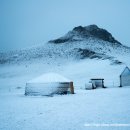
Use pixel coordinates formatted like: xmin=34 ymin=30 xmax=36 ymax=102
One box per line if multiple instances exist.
xmin=49 ymin=24 xmax=121 ymax=44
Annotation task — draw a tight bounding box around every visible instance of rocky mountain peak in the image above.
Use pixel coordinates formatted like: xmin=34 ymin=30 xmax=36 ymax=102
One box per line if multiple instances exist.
xmin=73 ymin=24 xmax=98 ymax=32
xmin=72 ymin=25 xmax=121 ymax=44
xmin=49 ymin=24 xmax=121 ymax=44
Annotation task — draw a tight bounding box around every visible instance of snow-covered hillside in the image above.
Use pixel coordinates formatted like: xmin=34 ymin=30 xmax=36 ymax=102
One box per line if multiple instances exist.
xmin=0 ymin=25 xmax=130 ymax=65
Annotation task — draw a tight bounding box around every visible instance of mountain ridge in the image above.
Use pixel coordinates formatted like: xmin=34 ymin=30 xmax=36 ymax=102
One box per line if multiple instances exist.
xmin=0 ymin=25 xmax=130 ymax=65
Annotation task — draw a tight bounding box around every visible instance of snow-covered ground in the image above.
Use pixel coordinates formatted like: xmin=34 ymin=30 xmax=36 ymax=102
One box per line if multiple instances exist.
xmin=0 ymin=88 xmax=130 ymax=130
xmin=0 ymin=59 xmax=130 ymax=130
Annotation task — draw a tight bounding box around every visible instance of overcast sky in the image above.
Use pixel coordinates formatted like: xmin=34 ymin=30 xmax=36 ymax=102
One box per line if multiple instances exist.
xmin=0 ymin=0 xmax=130 ymax=52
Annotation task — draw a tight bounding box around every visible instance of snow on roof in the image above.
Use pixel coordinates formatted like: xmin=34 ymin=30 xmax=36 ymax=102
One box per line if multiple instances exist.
xmin=120 ymin=66 xmax=130 ymax=76
xmin=27 ymin=72 xmax=71 ymax=83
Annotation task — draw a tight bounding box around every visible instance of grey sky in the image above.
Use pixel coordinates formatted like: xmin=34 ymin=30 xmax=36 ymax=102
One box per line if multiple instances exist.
xmin=0 ymin=0 xmax=130 ymax=52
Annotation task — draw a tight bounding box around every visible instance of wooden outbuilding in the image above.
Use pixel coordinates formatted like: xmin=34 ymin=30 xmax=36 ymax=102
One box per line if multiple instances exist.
xmin=90 ymin=78 xmax=105 ymax=89
xmin=120 ymin=66 xmax=130 ymax=87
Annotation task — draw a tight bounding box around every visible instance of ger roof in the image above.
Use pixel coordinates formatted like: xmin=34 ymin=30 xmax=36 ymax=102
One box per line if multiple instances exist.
xmin=27 ymin=72 xmax=71 ymax=83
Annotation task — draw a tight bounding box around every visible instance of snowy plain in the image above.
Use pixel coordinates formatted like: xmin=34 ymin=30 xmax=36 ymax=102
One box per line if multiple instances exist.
xmin=0 ymin=58 xmax=130 ymax=130
xmin=0 ymin=88 xmax=130 ymax=130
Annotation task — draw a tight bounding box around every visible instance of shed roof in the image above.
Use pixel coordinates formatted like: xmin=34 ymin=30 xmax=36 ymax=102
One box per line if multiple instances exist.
xmin=91 ymin=78 xmax=104 ymax=80
xmin=120 ymin=66 xmax=130 ymax=76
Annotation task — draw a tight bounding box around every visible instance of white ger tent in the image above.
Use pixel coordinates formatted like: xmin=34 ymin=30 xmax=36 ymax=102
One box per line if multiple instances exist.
xmin=25 ymin=73 xmax=72 ymax=96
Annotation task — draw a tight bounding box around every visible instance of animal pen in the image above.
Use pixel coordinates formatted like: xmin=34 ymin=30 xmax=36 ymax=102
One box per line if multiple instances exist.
xmin=90 ymin=78 xmax=105 ymax=89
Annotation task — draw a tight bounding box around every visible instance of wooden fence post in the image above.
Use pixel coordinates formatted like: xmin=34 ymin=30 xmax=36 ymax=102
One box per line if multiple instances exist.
xmin=70 ymin=82 xmax=74 ymax=94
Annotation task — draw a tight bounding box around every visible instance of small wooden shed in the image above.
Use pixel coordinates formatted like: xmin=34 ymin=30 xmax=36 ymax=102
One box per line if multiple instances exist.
xmin=120 ymin=66 xmax=130 ymax=87
xmin=90 ymin=78 xmax=105 ymax=89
